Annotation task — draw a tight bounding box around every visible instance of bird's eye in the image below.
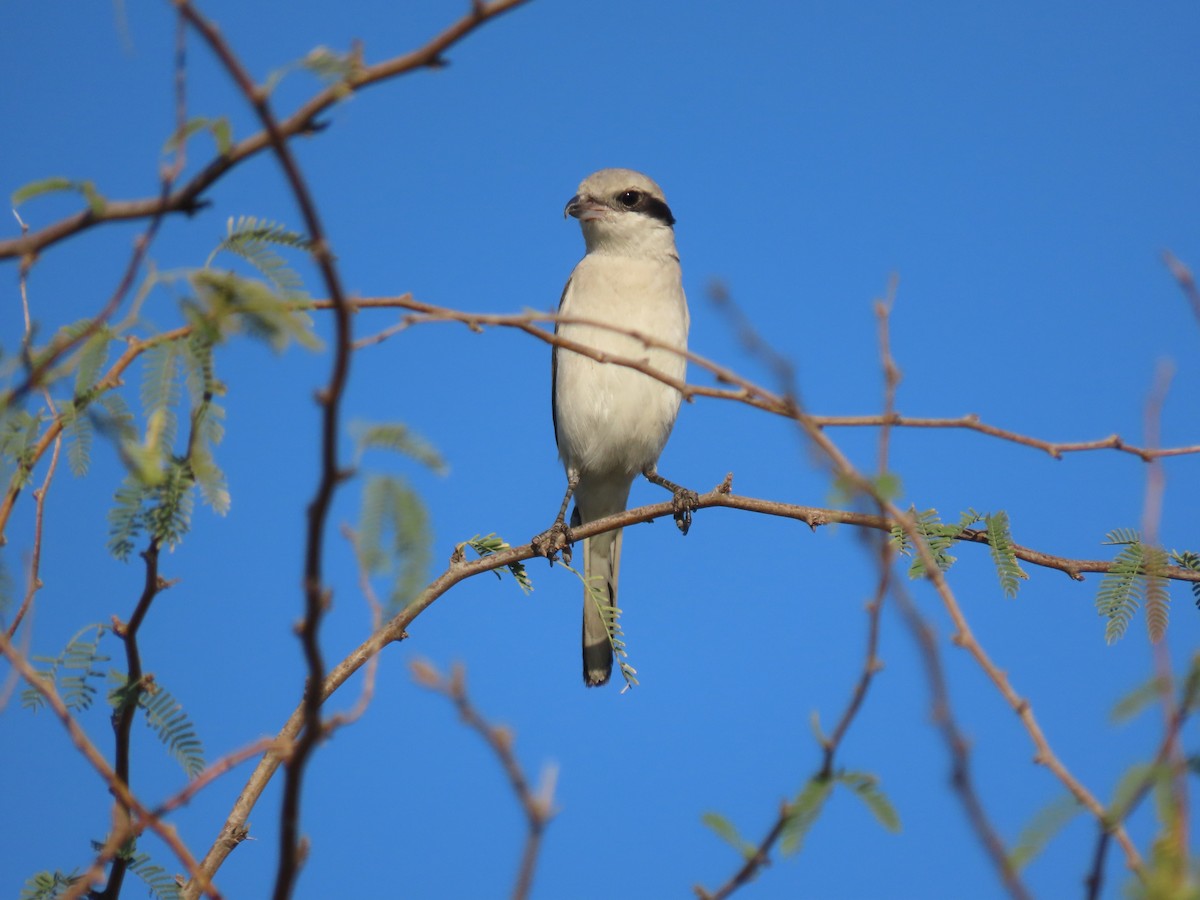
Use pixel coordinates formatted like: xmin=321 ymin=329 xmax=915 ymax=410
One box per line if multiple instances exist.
xmin=617 ymin=190 xmax=643 ymax=208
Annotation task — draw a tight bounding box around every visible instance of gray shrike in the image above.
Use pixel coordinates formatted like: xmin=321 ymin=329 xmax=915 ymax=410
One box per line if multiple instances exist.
xmin=545 ymin=168 xmax=692 ymax=687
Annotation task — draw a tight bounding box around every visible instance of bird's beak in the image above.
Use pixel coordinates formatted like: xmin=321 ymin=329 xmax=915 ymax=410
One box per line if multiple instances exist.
xmin=564 ymin=194 xmax=606 ymax=222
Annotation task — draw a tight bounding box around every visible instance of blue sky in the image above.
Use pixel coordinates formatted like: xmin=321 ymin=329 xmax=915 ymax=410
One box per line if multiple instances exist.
xmin=2 ymin=1 xmax=1199 ymax=898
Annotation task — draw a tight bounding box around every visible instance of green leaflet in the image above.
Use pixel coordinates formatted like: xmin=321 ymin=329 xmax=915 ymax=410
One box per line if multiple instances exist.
xmin=19 ymin=870 xmax=79 ymax=900
xmin=1170 ymin=550 xmax=1200 ymax=608
xmin=560 ymin=559 xmax=638 ymax=690
xmin=163 ymin=115 xmax=232 ymax=156
xmin=1094 ymin=530 xmax=1176 ymax=645
xmin=206 ymin=215 xmax=311 ymax=299
xmin=125 ymin=850 xmax=182 ymax=900
xmin=984 ymin=510 xmax=1028 ymax=598
xmin=140 ymin=341 xmax=183 ymax=452
xmin=352 ymin=421 xmax=448 ymax=473
xmin=459 ymin=533 xmax=533 ymax=594
xmin=780 ymin=776 xmax=834 ymax=856
xmin=700 ymin=811 xmax=757 ymax=861
xmin=62 ymin=403 xmax=93 ymax=477
xmin=20 ymin=624 xmax=110 ymax=713
xmin=190 ymin=270 xmax=321 ymax=352
xmin=1111 ymin=675 xmax=1172 ymax=724
xmin=1008 ymin=794 xmax=1083 ymax=872
xmin=73 ymin=326 xmax=112 ymax=399
xmin=835 ymin=770 xmax=901 ymax=833
xmin=890 ymin=508 xmax=981 ymax=579
xmin=108 ymin=673 xmax=206 ymax=779
xmin=358 ymin=474 xmax=433 ymax=611
xmin=11 ymin=176 xmax=106 ymax=214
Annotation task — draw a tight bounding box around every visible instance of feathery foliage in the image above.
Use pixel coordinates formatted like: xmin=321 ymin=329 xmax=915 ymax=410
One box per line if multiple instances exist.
xmin=20 ymin=624 xmax=110 ymax=712
xmin=1094 ymin=530 xmax=1171 ymax=645
xmin=1143 ymin=546 xmax=1171 ymax=643
xmin=358 ymin=474 xmax=433 ymax=611
xmin=1008 ymin=794 xmax=1083 ymax=872
xmin=458 ymin=533 xmax=533 ymax=594
xmin=140 ymin=341 xmax=183 ymax=452
xmin=61 ymin=402 xmax=93 ymax=477
xmin=891 ymin=508 xmax=982 ymax=579
xmin=984 ymin=510 xmax=1028 ymax=598
xmin=563 ymin=560 xmax=638 ymax=690
xmin=190 ymin=270 xmax=320 ymax=352
xmin=108 ymin=673 xmax=206 ymax=778
xmin=1 ymin=408 xmax=43 ymax=491
xmin=352 ymin=421 xmax=448 ymax=473
xmin=1171 ymin=550 xmax=1200 ymax=608
xmin=206 ymin=215 xmax=310 ymax=298
xmin=125 ymin=850 xmax=183 ymax=900
xmin=18 ymin=870 xmax=79 ymax=900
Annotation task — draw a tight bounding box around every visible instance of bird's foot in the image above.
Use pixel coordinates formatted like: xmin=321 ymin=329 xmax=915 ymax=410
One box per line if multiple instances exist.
xmin=670 ymin=487 xmax=700 ymax=535
xmin=532 ymin=519 xmax=574 ymax=565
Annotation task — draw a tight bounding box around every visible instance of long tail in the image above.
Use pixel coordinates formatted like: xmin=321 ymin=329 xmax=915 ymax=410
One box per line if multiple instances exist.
xmin=579 ymin=506 xmax=624 ymax=687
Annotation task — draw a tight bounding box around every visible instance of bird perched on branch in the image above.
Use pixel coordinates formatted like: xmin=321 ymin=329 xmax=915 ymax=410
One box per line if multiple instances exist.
xmin=539 ymin=168 xmax=694 ymax=687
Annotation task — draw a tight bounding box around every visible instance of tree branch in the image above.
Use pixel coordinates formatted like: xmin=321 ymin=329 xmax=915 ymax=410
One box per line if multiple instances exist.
xmin=0 ymin=0 xmax=531 ymax=264
xmin=410 ymin=660 xmax=555 ymax=900
xmin=0 ymin=629 xmax=218 ymax=899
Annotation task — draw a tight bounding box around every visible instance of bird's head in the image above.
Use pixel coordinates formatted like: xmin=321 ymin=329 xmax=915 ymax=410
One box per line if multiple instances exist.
xmin=565 ymin=168 xmax=676 ymax=257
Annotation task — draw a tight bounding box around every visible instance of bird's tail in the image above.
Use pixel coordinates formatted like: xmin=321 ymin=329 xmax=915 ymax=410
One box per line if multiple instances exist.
xmin=581 ymin=513 xmax=623 ymax=687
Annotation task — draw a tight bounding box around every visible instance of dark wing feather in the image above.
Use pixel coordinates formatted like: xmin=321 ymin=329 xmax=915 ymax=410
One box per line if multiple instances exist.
xmin=551 ymin=276 xmax=571 ymax=448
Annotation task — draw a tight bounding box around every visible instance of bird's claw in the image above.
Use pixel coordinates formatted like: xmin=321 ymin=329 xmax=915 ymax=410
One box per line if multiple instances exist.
xmin=671 ymin=488 xmax=700 ymax=536
xmin=532 ymin=520 xmax=574 ymax=565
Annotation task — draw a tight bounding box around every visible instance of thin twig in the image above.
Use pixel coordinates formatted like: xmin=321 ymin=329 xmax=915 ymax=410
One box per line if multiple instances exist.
xmin=92 ymin=538 xmax=166 ymax=900
xmin=1163 ymin=250 xmax=1200 ymax=330
xmin=0 ymin=629 xmax=219 ymax=899
xmin=174 ymin=4 xmax=358 ymax=895
xmin=411 ymin=660 xmax=555 ymax=900
xmin=8 ymin=294 xmax=1200 ymax=546
xmin=892 ymin=581 xmax=1032 ymax=898
xmin=346 ymin=295 xmax=1200 ymax=462
xmin=185 ymin=473 xmax=1186 ymax=896
xmin=7 ymin=252 xmax=65 ymax=637
xmin=0 ymin=0 xmax=531 ymax=264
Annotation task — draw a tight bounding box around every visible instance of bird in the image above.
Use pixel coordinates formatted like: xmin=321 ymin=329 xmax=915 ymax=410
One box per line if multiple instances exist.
xmin=544 ymin=168 xmax=692 ymax=687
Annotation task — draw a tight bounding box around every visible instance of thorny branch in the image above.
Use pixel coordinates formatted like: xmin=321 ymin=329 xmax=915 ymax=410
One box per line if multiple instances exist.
xmin=410 ymin=660 xmax=556 ymax=900
xmin=8 ymin=295 xmax=1200 ymax=547
xmin=0 ymin=0 xmax=532 ymax=265
xmin=0 ymin=629 xmax=219 ymax=899
xmin=697 ymin=279 xmax=1031 ymax=900
xmin=7 ymin=243 xmax=64 ymax=637
xmin=172 ymin=1 xmax=359 ymax=895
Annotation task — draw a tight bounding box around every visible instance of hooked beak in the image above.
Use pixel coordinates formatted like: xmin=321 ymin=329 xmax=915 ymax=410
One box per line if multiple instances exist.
xmin=564 ymin=194 xmax=607 ymax=222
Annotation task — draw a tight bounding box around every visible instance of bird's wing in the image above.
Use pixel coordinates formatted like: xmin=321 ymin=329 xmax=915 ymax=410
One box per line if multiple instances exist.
xmin=551 ymin=275 xmax=572 ymax=448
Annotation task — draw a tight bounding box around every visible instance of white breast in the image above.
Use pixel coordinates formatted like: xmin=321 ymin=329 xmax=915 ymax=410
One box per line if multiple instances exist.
xmin=555 ymin=253 xmax=690 ymax=478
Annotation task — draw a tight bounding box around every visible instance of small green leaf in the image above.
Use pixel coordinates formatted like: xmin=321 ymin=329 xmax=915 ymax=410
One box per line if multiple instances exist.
xmin=352 ymin=421 xmax=447 ymax=473
xmin=1111 ymin=675 xmax=1171 ymax=724
xmin=1108 ymin=761 xmax=1158 ymax=821
xmin=11 ymin=177 xmax=106 ymax=213
xmin=701 ymin=811 xmax=756 ymax=860
xmin=836 ymin=770 xmax=901 ymax=833
xmin=780 ymin=776 xmax=833 ymax=856
xmin=12 ymin=176 xmax=72 ymax=205
xmin=1008 ymin=794 xmax=1082 ymax=872
xmin=164 ymin=115 xmax=233 ymax=156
